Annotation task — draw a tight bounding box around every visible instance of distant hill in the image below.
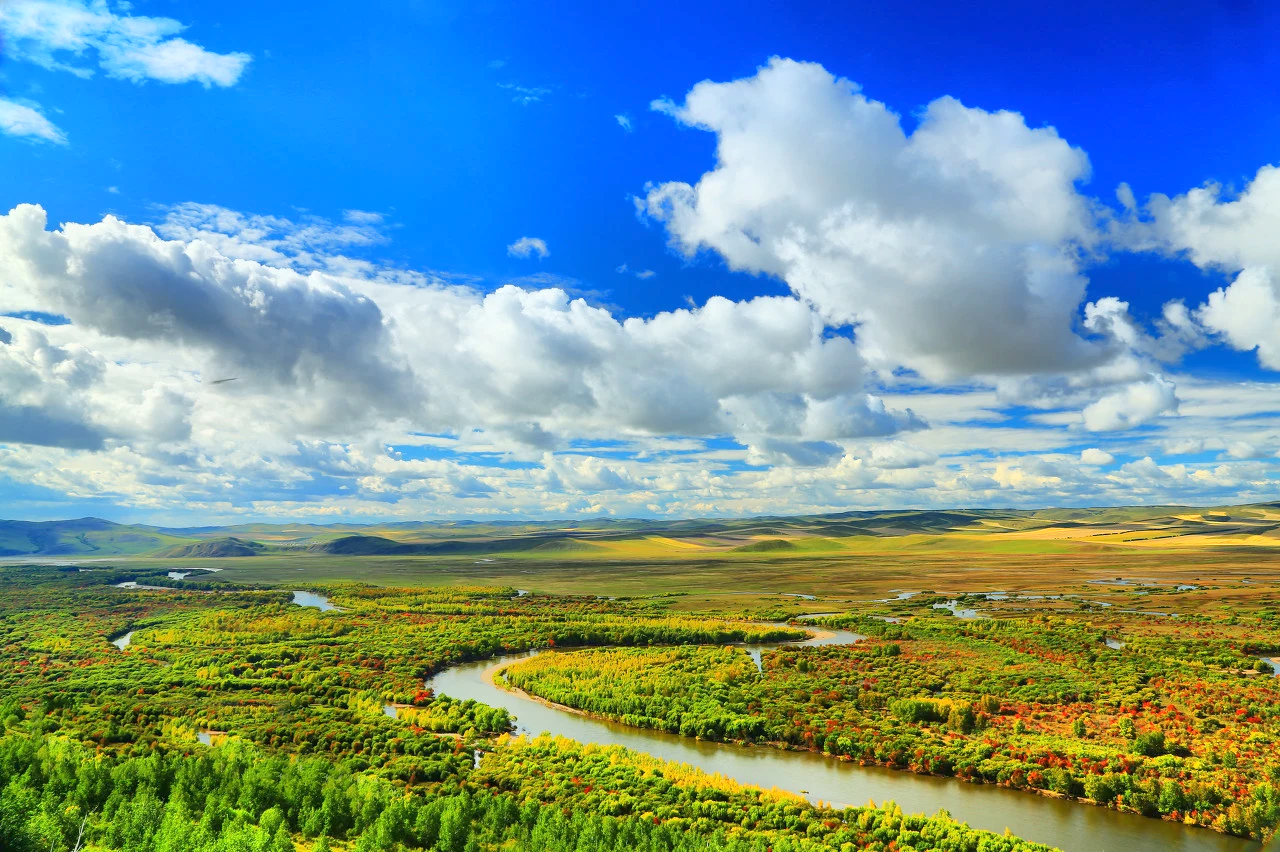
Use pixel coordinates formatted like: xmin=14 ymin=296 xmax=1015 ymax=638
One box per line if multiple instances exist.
xmin=155 ymin=537 xmax=267 ymax=558
xmin=732 ymin=538 xmax=798 ymax=553
xmin=0 ymin=518 xmax=186 ymax=557
xmin=307 ymin=534 xmax=596 ymax=556
xmin=309 ymin=535 xmax=410 ymax=555
xmin=2 ymin=502 xmax=1279 ymax=558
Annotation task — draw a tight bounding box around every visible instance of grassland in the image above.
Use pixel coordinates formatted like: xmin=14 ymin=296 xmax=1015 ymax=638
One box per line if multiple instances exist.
xmin=79 ymin=522 xmax=1280 ymax=623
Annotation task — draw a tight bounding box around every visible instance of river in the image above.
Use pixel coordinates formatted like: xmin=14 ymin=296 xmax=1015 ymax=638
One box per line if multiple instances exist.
xmin=291 ymin=590 xmax=340 ymax=611
xmin=424 ymin=624 xmax=1258 ymax=852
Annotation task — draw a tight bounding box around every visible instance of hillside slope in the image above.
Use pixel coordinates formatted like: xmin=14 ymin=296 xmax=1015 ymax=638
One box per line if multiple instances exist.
xmin=0 ymin=518 xmax=187 ymax=557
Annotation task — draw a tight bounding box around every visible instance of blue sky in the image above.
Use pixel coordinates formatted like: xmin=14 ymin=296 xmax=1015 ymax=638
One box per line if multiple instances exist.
xmin=0 ymin=0 xmax=1278 ymax=522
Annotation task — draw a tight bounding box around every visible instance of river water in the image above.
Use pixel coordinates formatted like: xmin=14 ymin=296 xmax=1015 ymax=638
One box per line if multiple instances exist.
xmin=291 ymin=591 xmax=340 ymax=611
xmin=424 ymin=626 xmax=1258 ymax=852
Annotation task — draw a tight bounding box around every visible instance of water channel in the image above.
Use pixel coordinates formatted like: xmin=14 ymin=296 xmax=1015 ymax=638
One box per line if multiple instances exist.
xmin=424 ymin=624 xmax=1258 ymax=852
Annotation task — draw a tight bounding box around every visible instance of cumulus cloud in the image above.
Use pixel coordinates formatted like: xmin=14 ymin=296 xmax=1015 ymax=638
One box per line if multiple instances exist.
xmin=1080 ymin=448 xmax=1114 ymax=465
xmin=1135 ymin=166 xmax=1280 ymax=272
xmin=5 ymin=195 xmax=1266 ymax=518
xmin=0 ymin=98 xmax=67 ymax=144
xmin=1081 ymin=376 xmax=1178 ymax=431
xmin=1223 ymin=441 xmax=1268 ymax=460
xmin=540 ymin=454 xmax=643 ymax=492
xmin=1199 ymin=267 xmax=1280 ymax=369
xmin=615 ymin=113 xmax=633 ymax=132
xmin=0 ymin=204 xmax=922 ymax=488
xmin=0 ymin=0 xmax=250 ymax=87
xmin=0 ymin=204 xmax=420 ymax=432
xmin=0 ymin=323 xmax=105 ymax=449
xmin=1082 ymin=296 xmax=1205 ymax=364
xmin=378 ymin=284 xmax=914 ymax=451
xmin=1127 ymin=165 xmax=1280 ymax=371
xmin=507 ymin=236 xmax=549 ymax=259
xmin=869 ymin=442 xmax=936 ymax=469
xmin=642 ymin=57 xmax=1109 ymax=382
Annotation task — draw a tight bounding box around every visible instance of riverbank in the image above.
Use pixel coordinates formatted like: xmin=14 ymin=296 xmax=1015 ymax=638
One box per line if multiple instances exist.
xmin=489 ymin=646 xmax=1258 ymax=843
xmin=426 ymin=636 xmax=1259 ymax=852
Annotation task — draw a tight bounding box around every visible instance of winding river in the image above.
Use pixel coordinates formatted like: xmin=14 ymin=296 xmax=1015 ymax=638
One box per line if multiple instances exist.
xmin=424 ymin=622 xmax=1260 ymax=852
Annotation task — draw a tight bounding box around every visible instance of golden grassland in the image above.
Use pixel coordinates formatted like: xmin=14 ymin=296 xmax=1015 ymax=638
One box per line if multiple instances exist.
xmin=85 ymin=513 xmax=1280 ymax=624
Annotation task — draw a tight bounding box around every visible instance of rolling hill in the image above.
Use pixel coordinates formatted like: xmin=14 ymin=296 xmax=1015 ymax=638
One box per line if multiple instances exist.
xmin=0 ymin=518 xmax=188 ymax=557
xmin=154 ymin=537 xmax=267 ymax=558
xmin=1 ymin=502 xmax=1278 ymax=559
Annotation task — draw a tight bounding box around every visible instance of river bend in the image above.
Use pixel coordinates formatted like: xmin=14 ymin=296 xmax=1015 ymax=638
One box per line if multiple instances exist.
xmin=425 ymin=623 xmax=1258 ymax=852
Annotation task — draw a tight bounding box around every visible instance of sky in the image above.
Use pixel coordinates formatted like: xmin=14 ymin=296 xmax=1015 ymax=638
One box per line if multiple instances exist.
xmin=0 ymin=0 xmax=1279 ymax=524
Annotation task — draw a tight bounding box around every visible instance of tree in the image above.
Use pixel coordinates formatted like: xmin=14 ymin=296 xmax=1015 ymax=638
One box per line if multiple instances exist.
xmin=1116 ymin=716 xmax=1136 ymax=740
xmin=269 ymin=821 xmax=295 ymax=852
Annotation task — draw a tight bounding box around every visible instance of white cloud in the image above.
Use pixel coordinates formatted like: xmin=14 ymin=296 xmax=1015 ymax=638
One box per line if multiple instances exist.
xmin=0 ymin=204 xmax=420 ymax=434
xmin=343 ymin=210 xmax=385 ymax=225
xmin=869 ymin=441 xmax=936 ymax=469
xmin=157 ymin=202 xmax=389 ymax=268
xmin=616 ymin=262 xmax=656 ymax=280
xmin=1082 ymin=296 xmax=1204 ymax=364
xmin=0 ymin=323 xmax=105 ymax=449
xmin=507 ymin=236 xmax=549 ymax=259
xmin=615 ymin=113 xmax=633 ymax=132
xmin=540 ymin=453 xmax=643 ymax=492
xmin=1128 ymin=165 xmax=1280 ymax=371
xmin=1161 ymin=437 xmax=1205 ymax=456
xmin=0 ymin=204 xmax=927 ymax=503
xmin=1080 ymin=448 xmax=1114 ymax=465
xmin=498 ymin=83 xmax=551 ymax=105
xmin=100 ymin=36 xmax=248 ymax=87
xmin=1081 ymin=376 xmax=1179 ymax=431
xmin=0 ymin=97 xmax=67 ymax=143
xmin=1199 ymin=267 xmax=1280 ymax=369
xmin=642 ymin=57 xmax=1108 ymax=382
xmin=1224 ymin=441 xmax=1268 ymax=460
xmin=0 ymin=0 xmax=251 ymax=87
xmin=1135 ymin=165 xmax=1280 ymax=272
